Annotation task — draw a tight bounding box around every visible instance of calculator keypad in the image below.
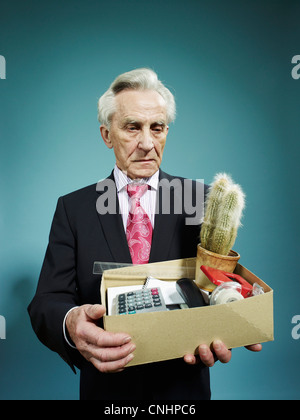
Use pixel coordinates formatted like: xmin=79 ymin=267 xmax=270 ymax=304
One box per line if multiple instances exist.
xmin=115 ymin=288 xmax=167 ymax=315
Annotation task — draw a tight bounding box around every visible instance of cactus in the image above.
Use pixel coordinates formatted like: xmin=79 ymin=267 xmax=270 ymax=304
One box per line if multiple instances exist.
xmin=200 ymin=173 xmax=245 ymax=256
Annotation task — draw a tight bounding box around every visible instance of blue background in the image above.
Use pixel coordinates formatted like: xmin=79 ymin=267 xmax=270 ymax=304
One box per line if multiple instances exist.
xmin=1 ymin=0 xmax=299 ymax=400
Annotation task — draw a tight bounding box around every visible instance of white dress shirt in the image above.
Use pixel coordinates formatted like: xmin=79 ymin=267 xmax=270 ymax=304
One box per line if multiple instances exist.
xmin=113 ymin=164 xmax=159 ymax=230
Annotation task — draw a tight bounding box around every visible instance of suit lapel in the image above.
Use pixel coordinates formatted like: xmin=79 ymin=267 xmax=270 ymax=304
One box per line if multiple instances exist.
xmin=95 ymin=172 xmax=132 ymax=263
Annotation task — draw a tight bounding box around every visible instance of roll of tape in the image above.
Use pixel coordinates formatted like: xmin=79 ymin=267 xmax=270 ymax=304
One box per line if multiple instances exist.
xmin=210 ymin=282 xmax=244 ymax=305
xmin=214 ymin=289 xmax=244 ymax=305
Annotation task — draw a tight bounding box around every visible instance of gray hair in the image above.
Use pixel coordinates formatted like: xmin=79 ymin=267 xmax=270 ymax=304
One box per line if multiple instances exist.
xmin=97 ymin=68 xmax=176 ymax=128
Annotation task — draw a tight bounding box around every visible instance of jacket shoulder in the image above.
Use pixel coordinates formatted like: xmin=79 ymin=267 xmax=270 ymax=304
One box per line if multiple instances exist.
xmin=159 ymin=169 xmax=209 ymax=193
xmin=60 ymin=171 xmax=114 ymax=203
xmin=60 ymin=183 xmax=98 ymax=202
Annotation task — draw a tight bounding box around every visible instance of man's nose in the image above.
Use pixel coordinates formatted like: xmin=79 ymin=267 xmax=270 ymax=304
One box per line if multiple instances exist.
xmin=138 ymin=129 xmax=154 ymax=152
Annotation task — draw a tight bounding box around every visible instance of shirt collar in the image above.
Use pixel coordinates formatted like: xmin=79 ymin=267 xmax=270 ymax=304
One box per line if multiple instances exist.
xmin=113 ymin=164 xmax=159 ymax=193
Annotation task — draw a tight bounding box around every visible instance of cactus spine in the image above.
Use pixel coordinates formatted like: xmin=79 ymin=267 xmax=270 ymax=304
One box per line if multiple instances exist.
xmin=200 ymin=173 xmax=245 ymax=256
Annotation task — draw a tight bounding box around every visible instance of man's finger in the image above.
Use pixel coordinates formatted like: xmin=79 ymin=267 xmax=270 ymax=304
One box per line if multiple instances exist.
xmin=212 ymin=340 xmax=232 ymax=364
xmin=183 ymin=354 xmax=199 ymax=365
xmin=82 ymin=305 xmax=133 ymax=347
xmin=88 ymin=328 xmax=132 ymax=348
xmin=90 ymin=352 xmax=135 ymax=373
xmin=198 ymin=345 xmax=215 ymax=367
xmin=85 ymin=304 xmax=106 ymax=320
xmin=245 ymin=343 xmax=262 ymax=352
xmin=89 ymin=340 xmax=136 ymax=362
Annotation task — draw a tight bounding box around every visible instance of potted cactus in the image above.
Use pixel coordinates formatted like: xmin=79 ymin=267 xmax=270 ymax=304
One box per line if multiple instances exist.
xmin=195 ymin=173 xmax=245 ymax=291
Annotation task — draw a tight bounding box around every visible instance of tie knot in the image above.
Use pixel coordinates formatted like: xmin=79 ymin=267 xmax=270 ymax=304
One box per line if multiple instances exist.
xmin=127 ymin=183 xmax=148 ymax=200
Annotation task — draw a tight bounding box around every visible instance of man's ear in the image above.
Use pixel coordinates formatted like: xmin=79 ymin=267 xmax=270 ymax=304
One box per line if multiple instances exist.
xmin=100 ymin=125 xmax=113 ymax=149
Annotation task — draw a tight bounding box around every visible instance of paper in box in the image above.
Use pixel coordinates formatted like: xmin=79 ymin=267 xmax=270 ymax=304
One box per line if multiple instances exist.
xmin=100 ymin=258 xmax=274 ymax=367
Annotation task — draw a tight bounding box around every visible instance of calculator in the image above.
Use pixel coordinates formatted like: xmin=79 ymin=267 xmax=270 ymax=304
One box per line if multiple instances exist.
xmin=113 ymin=287 xmax=167 ymax=315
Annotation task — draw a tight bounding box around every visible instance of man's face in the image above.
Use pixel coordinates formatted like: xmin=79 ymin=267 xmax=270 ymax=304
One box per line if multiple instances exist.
xmin=100 ymin=89 xmax=169 ymax=179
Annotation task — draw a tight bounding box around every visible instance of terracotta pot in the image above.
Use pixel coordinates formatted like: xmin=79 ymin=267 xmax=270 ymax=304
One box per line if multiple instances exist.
xmin=195 ymin=244 xmax=240 ymax=291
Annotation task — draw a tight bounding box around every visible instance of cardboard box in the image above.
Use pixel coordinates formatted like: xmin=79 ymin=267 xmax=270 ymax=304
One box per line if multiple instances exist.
xmin=100 ymin=258 xmax=274 ymax=367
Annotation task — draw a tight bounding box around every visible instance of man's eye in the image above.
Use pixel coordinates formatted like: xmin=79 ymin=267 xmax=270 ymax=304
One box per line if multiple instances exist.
xmin=128 ymin=126 xmax=138 ymax=131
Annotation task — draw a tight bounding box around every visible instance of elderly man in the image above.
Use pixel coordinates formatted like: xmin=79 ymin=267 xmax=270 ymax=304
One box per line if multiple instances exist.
xmin=28 ymin=68 xmax=261 ymax=400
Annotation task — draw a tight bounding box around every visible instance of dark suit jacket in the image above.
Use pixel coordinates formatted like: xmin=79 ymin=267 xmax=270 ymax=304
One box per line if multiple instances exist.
xmin=28 ymin=169 xmax=211 ymax=400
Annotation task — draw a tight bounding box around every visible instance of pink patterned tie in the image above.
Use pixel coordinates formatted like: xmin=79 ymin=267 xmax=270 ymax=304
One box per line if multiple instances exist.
xmin=126 ymin=184 xmax=153 ymax=264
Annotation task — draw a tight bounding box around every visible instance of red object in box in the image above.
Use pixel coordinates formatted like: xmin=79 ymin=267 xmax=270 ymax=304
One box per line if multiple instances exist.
xmin=200 ymin=265 xmax=253 ymax=298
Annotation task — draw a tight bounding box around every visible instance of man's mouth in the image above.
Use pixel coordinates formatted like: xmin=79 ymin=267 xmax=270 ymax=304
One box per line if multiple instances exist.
xmin=134 ymin=159 xmax=155 ymax=163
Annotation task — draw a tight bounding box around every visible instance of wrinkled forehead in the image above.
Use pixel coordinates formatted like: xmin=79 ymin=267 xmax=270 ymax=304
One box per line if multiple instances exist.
xmin=113 ymin=89 xmax=168 ymax=123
